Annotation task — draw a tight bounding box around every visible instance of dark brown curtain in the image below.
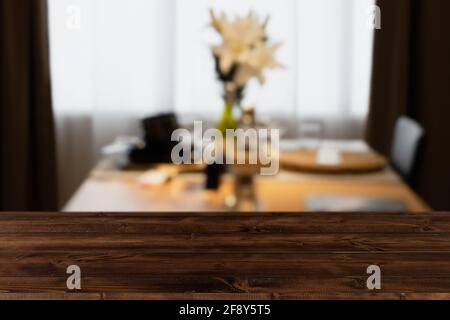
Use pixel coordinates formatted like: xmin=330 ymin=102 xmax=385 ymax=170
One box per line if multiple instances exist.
xmin=0 ymin=0 xmax=57 ymax=210
xmin=366 ymin=0 xmax=450 ymax=210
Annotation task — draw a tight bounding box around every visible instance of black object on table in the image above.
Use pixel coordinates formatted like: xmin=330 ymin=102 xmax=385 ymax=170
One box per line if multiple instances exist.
xmin=129 ymin=113 xmax=180 ymax=164
xmin=205 ymin=163 xmax=226 ymax=190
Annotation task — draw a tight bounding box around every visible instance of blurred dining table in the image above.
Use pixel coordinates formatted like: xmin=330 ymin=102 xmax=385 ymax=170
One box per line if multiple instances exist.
xmin=64 ymin=140 xmax=430 ymax=212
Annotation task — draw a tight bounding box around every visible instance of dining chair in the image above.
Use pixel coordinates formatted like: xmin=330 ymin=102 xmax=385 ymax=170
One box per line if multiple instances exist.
xmin=390 ymin=116 xmax=425 ymax=179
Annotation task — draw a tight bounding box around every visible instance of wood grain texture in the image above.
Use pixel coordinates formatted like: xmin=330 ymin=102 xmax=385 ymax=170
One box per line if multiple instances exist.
xmin=0 ymin=212 xmax=449 ymax=300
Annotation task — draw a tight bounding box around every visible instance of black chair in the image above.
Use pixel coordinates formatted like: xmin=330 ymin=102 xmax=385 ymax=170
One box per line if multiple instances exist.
xmin=390 ymin=116 xmax=425 ymax=179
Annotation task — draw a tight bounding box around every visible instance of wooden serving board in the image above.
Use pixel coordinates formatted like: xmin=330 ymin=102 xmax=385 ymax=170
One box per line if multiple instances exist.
xmin=280 ymin=150 xmax=387 ymax=174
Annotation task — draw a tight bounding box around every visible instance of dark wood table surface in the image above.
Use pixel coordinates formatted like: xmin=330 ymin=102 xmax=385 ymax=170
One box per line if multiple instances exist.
xmin=1 ymin=212 xmax=450 ymax=300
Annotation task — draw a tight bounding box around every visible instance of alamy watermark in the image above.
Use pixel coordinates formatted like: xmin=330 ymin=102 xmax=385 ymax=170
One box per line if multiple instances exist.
xmin=66 ymin=265 xmax=81 ymax=290
xmin=66 ymin=5 xmax=82 ymax=30
xmin=171 ymin=121 xmax=280 ymax=176
xmin=367 ymin=5 xmax=381 ymax=30
xmin=367 ymin=265 xmax=382 ymax=290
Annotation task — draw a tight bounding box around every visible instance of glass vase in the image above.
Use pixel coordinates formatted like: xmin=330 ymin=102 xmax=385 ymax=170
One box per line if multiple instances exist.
xmin=217 ymin=102 xmax=238 ymax=136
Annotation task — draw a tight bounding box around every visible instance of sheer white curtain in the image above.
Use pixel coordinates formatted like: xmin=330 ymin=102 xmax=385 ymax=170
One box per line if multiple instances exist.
xmin=174 ymin=0 xmax=374 ymax=119
xmin=48 ymin=0 xmax=374 ymax=206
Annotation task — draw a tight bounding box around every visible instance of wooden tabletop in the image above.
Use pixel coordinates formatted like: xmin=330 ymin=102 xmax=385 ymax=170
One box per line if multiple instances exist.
xmin=65 ymin=169 xmax=430 ymax=212
xmin=63 ymin=140 xmax=430 ymax=212
xmin=64 ymin=140 xmax=430 ymax=212
xmin=1 ymin=211 xmax=450 ymax=300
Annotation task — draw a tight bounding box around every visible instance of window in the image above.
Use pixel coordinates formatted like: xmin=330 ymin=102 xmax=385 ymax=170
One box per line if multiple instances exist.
xmin=49 ymin=0 xmax=374 ymax=119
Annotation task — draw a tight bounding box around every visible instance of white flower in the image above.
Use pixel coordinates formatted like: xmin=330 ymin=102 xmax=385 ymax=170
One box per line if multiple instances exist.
xmin=233 ymin=64 xmax=257 ymax=87
xmin=210 ymin=10 xmax=283 ymax=86
xmin=243 ymin=43 xmax=283 ymax=83
xmin=211 ymin=11 xmax=266 ymax=73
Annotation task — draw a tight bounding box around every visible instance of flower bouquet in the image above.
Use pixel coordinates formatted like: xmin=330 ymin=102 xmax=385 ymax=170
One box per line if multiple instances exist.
xmin=209 ymin=10 xmax=283 ymax=134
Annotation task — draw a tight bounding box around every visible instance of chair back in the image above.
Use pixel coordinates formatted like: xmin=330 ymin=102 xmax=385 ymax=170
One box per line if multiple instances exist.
xmin=390 ymin=116 xmax=424 ymax=179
